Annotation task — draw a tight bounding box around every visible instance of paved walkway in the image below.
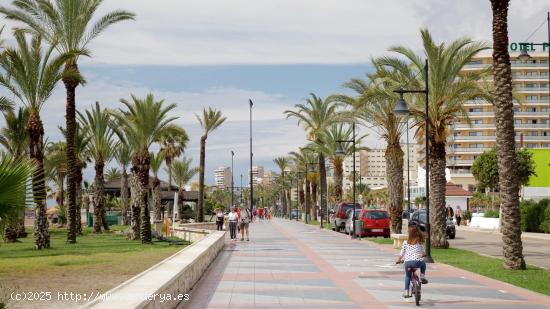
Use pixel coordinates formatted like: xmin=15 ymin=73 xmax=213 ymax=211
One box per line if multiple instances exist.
xmin=452 ymin=227 xmax=550 ymax=269
xmin=182 ymin=219 xmax=550 ymax=309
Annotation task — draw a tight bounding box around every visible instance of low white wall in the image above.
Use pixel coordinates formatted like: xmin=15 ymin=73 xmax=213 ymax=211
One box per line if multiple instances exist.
xmin=469 ymin=216 xmax=500 ymax=230
xmin=83 ymin=229 xmax=225 ymax=309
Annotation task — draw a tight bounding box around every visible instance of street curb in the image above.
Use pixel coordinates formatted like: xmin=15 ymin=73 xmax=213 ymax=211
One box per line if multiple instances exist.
xmin=456 ymin=226 xmax=550 ymax=241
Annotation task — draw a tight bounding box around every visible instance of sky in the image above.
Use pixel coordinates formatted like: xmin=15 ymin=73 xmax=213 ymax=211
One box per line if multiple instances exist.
xmin=0 ymin=0 xmax=549 ymax=185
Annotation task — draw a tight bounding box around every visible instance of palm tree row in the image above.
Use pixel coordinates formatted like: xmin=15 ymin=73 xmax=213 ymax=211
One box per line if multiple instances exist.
xmin=282 ymin=28 xmax=496 ymax=249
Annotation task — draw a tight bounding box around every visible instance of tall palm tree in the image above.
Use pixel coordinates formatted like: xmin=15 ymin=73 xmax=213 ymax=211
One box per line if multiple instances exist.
xmin=150 ymin=151 xmax=165 ymax=221
xmin=114 ymin=143 xmax=132 ymax=225
xmin=380 ymin=29 xmax=489 ymax=247
xmin=273 ymin=157 xmax=291 ymax=216
xmin=0 ymin=0 xmax=135 ymax=243
xmin=0 ymin=32 xmax=72 ymax=249
xmin=60 ymin=124 xmax=90 ymax=234
xmin=196 ymin=107 xmax=226 ymax=222
xmin=159 ymin=130 xmax=189 ymax=191
xmin=1 ymin=107 xmax=29 ymax=241
xmin=330 ymin=62 xmax=409 ymax=233
xmin=316 ymin=124 xmax=366 ymax=203
xmin=490 ymin=0 xmax=525 ymax=270
xmin=112 ymin=94 xmax=181 ymax=243
xmin=170 ymin=157 xmax=199 ymax=221
xmin=285 ymin=94 xmax=342 ymax=225
xmin=44 ymin=141 xmax=67 ymax=212
xmin=78 ymin=102 xmax=117 ymax=233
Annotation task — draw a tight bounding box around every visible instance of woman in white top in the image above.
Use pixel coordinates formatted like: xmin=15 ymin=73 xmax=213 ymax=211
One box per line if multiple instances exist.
xmin=228 ymin=208 xmax=238 ymax=240
xmin=396 ymin=222 xmax=429 ymax=298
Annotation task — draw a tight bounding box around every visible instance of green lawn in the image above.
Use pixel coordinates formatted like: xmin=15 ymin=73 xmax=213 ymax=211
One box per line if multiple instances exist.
xmin=0 ymin=226 xmax=187 ymax=307
xmin=363 ymin=237 xmax=550 ymax=296
xmin=432 ymin=247 xmax=550 ymax=296
xmin=307 ymin=220 xmax=332 ymax=229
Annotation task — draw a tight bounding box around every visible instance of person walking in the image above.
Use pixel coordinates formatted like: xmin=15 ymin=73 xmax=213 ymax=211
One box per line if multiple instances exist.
xmin=239 ymin=204 xmax=251 ymax=241
xmin=228 ymin=207 xmax=238 ymax=240
xmin=455 ymin=206 xmax=462 ymax=226
xmin=215 ymin=208 xmax=224 ymax=231
xmin=446 ymin=205 xmax=454 ymax=219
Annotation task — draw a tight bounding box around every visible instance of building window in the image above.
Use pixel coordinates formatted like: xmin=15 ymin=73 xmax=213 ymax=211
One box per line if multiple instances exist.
xmin=469 ymin=108 xmax=482 ymax=112
xmin=469 ymin=132 xmax=482 ymax=136
xmin=526 ymin=95 xmax=537 ymax=100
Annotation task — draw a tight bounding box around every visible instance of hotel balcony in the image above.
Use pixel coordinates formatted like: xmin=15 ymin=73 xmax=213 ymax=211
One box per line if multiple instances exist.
xmin=515 ymin=87 xmax=550 ymax=92
xmin=448 ymin=147 xmax=492 ymax=154
xmin=451 ymin=123 xmax=549 ymax=130
xmin=450 ymin=135 xmax=549 ymax=142
xmin=447 ymin=159 xmax=475 ymax=166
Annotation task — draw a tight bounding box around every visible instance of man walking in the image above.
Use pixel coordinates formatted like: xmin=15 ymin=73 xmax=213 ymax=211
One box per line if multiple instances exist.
xmin=239 ymin=204 xmax=251 ymax=241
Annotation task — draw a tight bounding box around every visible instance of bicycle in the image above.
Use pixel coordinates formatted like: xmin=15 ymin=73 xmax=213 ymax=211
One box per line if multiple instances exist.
xmin=397 ymin=261 xmax=422 ymax=306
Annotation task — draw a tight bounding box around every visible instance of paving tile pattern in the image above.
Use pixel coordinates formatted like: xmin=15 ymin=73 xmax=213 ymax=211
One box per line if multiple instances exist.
xmin=181 ymin=219 xmax=550 ymax=309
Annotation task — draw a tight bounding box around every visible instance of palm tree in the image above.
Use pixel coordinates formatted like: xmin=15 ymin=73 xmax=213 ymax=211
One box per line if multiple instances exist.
xmin=1 ymin=107 xmax=29 ymax=241
xmin=0 ymin=32 xmax=72 ymax=249
xmin=105 ymin=167 xmax=121 ymax=183
xmin=289 ymin=148 xmax=318 ymax=221
xmin=44 ymin=141 xmax=67 ymax=213
xmin=490 ymin=0 xmax=525 ymax=270
xmin=79 ymin=102 xmax=117 ymax=233
xmin=196 ymin=107 xmax=226 ymax=222
xmin=59 ymin=124 xmax=90 ymax=234
xmin=273 ymin=157 xmax=290 ymax=216
xmin=112 ymin=94 xmax=180 ymax=243
xmin=0 ymin=154 xmax=34 ymax=235
xmin=160 ymin=130 xmax=189 ymax=191
xmin=0 ymin=0 xmax=135 ymax=243
xmin=330 ymin=61 xmax=408 ymax=233
xmin=114 ymin=143 xmax=132 ymax=225
xmin=150 ymin=151 xmax=165 ymax=222
xmin=380 ymin=29 xmax=489 ymax=247
xmin=285 ymin=94 xmax=342 ymax=225
xmin=317 ymin=124 xmax=366 ymax=203
xmin=170 ymin=157 xmax=199 ymax=221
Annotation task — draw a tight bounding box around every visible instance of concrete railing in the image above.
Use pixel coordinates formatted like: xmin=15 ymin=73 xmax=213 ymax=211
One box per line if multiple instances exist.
xmin=83 ymin=228 xmax=225 ymax=309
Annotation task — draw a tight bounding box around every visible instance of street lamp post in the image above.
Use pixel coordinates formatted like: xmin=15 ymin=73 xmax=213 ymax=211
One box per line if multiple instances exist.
xmin=295 ymin=171 xmax=306 ymax=222
xmin=335 ymin=122 xmax=358 ymax=239
xmin=240 ymin=174 xmax=243 ymax=203
xmin=518 ymin=12 xmax=550 ymax=133
xmin=393 ymin=58 xmax=434 ymax=263
xmin=249 ymin=99 xmax=254 ymax=216
xmin=405 ymin=120 xmax=411 ymax=218
xmin=231 ymin=150 xmax=235 ymax=209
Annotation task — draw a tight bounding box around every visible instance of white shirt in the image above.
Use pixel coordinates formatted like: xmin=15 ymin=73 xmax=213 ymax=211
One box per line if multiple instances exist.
xmin=228 ymin=212 xmax=238 ymax=221
xmin=400 ymin=240 xmax=424 ymax=262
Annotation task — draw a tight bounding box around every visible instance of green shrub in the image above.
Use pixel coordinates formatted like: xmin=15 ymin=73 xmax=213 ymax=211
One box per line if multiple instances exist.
xmin=484 ymin=209 xmax=499 ymax=218
xmin=538 ymin=200 xmax=550 ymax=233
xmin=520 ymin=199 xmax=547 ymax=232
xmin=463 ymin=210 xmax=472 ymax=222
xmin=181 ymin=205 xmax=194 ymax=220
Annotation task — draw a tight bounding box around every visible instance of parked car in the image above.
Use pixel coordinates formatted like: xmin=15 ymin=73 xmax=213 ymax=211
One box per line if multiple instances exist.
xmin=344 ymin=209 xmax=362 ymax=235
xmin=331 ymin=202 xmax=361 ymax=232
xmin=354 ymin=209 xmax=391 ymax=238
xmin=410 ymin=209 xmax=456 ymax=239
xmin=290 ymin=209 xmax=301 ymax=219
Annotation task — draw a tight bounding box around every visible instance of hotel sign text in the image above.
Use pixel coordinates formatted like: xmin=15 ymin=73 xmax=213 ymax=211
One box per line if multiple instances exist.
xmin=509 ymin=42 xmax=549 ymax=52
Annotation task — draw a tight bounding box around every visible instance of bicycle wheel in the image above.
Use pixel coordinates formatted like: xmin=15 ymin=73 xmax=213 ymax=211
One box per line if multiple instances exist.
xmin=412 ymin=280 xmax=421 ymax=306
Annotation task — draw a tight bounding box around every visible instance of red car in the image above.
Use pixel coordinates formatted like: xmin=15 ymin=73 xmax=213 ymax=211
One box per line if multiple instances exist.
xmin=356 ymin=209 xmax=390 ymax=238
xmin=331 ymin=202 xmax=361 ymax=232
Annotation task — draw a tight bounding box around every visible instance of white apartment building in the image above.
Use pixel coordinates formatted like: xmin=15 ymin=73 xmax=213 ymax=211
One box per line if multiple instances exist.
xmin=249 ymin=166 xmax=265 ymax=187
xmin=343 ymin=144 xmax=419 ymax=191
xmin=445 ymin=50 xmax=550 ymax=191
xmin=214 ymin=167 xmax=232 ymax=190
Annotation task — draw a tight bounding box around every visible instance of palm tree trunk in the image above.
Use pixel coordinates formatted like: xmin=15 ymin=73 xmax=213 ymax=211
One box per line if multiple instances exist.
xmin=490 ymin=0 xmax=525 ymax=269
xmin=429 ymin=139 xmax=449 ymax=248
xmin=178 ymin=189 xmax=184 ymax=221
xmin=197 ymin=135 xmax=207 ymax=222
xmin=121 ymin=169 xmax=129 ymax=225
xmin=152 ymin=177 xmax=161 ymax=221
xmin=16 ymin=209 xmax=27 ymax=238
xmin=3 ymin=225 xmax=18 ymax=242
xmin=134 ymin=149 xmax=152 ymax=244
xmin=319 ymin=153 xmax=328 ymax=224
xmin=129 ymin=172 xmax=142 ymax=240
xmin=83 ymin=192 xmax=90 ymax=228
xmin=93 ymin=159 xmax=105 ymax=233
xmin=64 ymin=62 xmax=79 ymax=244
xmin=299 ymin=179 xmax=305 ymax=215
xmin=305 ymin=179 xmax=311 ymax=221
xmin=386 ymin=141 xmax=404 ymax=234
xmin=311 ymin=181 xmax=318 ymax=221
xmin=75 ymin=163 xmax=83 ymax=235
xmin=27 ymin=110 xmax=49 ymax=249
xmin=334 ymin=159 xmax=343 ymax=202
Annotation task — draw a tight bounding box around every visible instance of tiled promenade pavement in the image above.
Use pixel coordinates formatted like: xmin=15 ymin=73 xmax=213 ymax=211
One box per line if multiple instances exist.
xmin=182 ymin=218 xmax=550 ymax=309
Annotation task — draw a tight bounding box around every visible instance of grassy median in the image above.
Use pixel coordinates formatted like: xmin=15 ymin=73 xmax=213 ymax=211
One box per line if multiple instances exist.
xmin=0 ymin=226 xmax=187 ymax=307
xmin=365 ymin=237 xmax=550 ymax=296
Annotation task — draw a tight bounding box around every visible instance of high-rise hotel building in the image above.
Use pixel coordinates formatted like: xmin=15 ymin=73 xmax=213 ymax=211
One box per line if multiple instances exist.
xmin=447 ymin=51 xmax=550 ymax=191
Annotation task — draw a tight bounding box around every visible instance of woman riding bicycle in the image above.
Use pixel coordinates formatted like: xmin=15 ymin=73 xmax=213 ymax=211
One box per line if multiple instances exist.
xmin=396 ymin=221 xmax=429 ymax=298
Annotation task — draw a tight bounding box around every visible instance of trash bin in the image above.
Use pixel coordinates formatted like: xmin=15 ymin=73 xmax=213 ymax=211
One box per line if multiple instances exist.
xmin=354 ymin=220 xmax=364 ymax=238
